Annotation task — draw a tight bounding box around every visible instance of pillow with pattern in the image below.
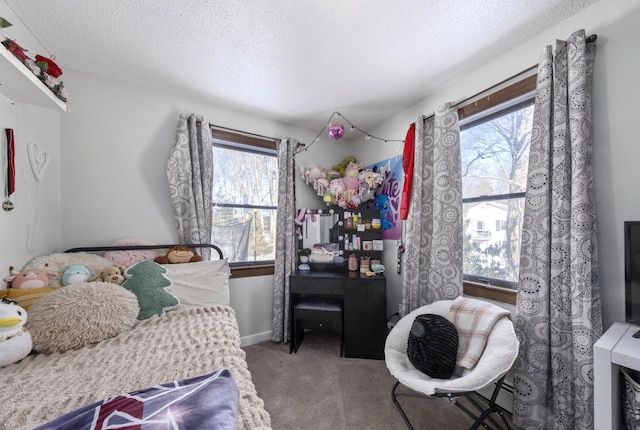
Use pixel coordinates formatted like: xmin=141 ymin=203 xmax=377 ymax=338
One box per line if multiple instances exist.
xmin=103 ymin=238 xmax=159 ymax=268
xmin=35 ymin=370 xmax=239 ymax=430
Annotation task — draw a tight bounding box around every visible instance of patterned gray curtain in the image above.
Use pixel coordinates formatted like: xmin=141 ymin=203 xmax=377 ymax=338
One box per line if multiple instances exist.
xmin=166 ymin=114 xmax=213 ymax=260
xmin=513 ymin=30 xmax=601 ymax=430
xmin=271 ymin=138 xmax=297 ymax=342
xmin=401 ymin=103 xmax=462 ymax=313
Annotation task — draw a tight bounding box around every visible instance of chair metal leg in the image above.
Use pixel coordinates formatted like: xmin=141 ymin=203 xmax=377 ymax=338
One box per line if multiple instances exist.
xmin=391 ymin=381 xmax=415 ymax=430
xmin=392 ymin=377 xmax=513 ymax=430
xmin=447 ymin=376 xmax=513 ymax=430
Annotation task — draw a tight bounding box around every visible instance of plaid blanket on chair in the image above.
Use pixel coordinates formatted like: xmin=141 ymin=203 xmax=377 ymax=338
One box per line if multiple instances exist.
xmin=449 ymin=297 xmax=511 ymax=369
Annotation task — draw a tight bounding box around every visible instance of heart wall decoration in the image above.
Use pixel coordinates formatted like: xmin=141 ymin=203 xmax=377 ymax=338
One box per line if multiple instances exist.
xmin=27 ymin=142 xmax=50 ymax=182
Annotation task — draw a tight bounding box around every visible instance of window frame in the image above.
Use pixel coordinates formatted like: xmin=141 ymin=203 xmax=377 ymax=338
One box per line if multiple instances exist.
xmin=210 ymin=127 xmax=278 ymax=278
xmin=458 ymin=74 xmax=537 ymax=305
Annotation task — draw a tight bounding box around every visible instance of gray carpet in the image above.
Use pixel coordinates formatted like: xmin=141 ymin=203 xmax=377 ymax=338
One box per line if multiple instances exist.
xmin=244 ymin=331 xmax=515 ymax=430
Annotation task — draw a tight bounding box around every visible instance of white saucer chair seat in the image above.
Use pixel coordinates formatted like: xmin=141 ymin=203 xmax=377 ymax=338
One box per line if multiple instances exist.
xmin=385 ymin=299 xmax=519 ymax=430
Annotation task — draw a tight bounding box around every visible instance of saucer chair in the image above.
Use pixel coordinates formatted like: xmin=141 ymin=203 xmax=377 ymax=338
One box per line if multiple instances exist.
xmin=385 ymin=298 xmax=519 ymax=430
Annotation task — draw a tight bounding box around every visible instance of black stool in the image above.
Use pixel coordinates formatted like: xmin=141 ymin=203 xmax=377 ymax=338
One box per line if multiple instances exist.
xmin=290 ymin=298 xmax=344 ymax=357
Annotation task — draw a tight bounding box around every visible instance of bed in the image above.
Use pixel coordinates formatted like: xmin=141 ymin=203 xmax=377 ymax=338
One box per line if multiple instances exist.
xmin=0 ymin=243 xmax=272 ymax=430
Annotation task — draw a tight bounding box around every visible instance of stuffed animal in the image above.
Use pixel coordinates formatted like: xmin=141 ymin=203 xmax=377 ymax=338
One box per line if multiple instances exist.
xmin=359 ymin=169 xmax=383 ymax=188
xmin=303 ymin=164 xmax=327 ymax=184
xmin=331 ymin=156 xmax=356 ymax=178
xmin=0 ymin=298 xmax=32 ymax=367
xmin=316 ymin=177 xmax=330 ymax=195
xmin=329 ymin=178 xmax=345 ymax=198
xmin=90 ymin=265 xmax=125 ymax=285
xmin=154 ymin=246 xmax=203 ymax=264
xmin=344 ymin=161 xmax=364 ymax=178
xmin=62 ymin=265 xmax=92 ymax=286
xmin=3 ymin=264 xmax=56 ymax=289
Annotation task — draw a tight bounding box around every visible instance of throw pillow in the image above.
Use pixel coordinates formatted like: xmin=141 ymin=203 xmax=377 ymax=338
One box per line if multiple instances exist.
xmin=103 ymin=238 xmax=159 ymax=268
xmin=122 ymin=260 xmax=180 ymax=320
xmin=163 ymin=259 xmax=231 ymax=308
xmin=26 ymin=282 xmax=139 ymax=354
xmin=0 ymin=287 xmax=62 ymax=310
xmin=407 ymin=313 xmax=458 ymax=379
xmin=34 ymin=370 xmax=238 ymax=430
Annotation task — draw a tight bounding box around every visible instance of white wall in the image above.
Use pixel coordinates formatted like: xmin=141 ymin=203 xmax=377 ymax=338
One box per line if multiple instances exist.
xmin=345 ymin=0 xmax=640 ymax=330
xmin=0 ymin=1 xmax=61 ymax=275
xmin=59 ymin=70 xmax=319 ymax=341
xmin=0 ymin=95 xmax=61 ymax=274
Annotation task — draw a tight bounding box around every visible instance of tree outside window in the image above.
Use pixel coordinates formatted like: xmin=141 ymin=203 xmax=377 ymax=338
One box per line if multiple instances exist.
xmin=211 ymin=133 xmax=277 ymax=266
xmin=461 ymin=96 xmax=534 ymax=288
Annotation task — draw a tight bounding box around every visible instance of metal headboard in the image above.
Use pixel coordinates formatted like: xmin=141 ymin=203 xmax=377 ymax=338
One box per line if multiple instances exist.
xmin=64 ymin=244 xmax=224 ymax=260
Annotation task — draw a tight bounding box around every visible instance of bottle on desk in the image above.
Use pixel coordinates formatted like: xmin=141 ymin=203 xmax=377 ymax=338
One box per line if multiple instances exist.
xmin=360 ymin=256 xmax=370 ymax=274
xmin=345 ymin=216 xmax=354 ymax=230
xmin=348 ymin=254 xmax=358 ymax=271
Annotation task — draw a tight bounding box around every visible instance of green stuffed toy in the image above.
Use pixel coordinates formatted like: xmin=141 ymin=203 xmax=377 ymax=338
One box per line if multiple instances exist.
xmin=122 ymin=260 xmax=179 ymax=320
xmin=331 ymin=156 xmax=357 ymax=178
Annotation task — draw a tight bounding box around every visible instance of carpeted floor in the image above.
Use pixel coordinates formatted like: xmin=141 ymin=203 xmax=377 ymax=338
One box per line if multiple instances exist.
xmin=243 ymin=331 xmax=515 ymax=430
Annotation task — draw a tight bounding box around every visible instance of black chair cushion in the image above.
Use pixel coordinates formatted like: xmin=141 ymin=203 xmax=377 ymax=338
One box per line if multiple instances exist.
xmin=407 ymin=313 xmax=458 ymax=379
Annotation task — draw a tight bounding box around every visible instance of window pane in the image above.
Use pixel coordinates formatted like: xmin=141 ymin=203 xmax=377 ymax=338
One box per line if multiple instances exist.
xmin=461 ymin=100 xmax=533 ymax=287
xmin=211 ymin=146 xmax=278 ymax=206
xmin=463 ymin=199 xmax=524 ymax=284
xmin=211 ymin=141 xmax=277 ymax=265
xmin=461 ymin=104 xmax=534 ymax=198
xmin=212 ymin=206 xmax=276 ymax=263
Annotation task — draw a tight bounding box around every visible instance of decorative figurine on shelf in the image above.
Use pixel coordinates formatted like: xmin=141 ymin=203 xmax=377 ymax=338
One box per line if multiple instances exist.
xmin=34 ymin=55 xmax=62 ymax=78
xmin=1 ymin=38 xmax=29 ymax=62
xmin=298 ymin=248 xmax=312 ymax=263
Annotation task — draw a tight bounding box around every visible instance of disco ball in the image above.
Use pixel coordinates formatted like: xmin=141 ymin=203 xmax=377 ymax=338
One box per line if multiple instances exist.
xmin=327 ymin=121 xmax=345 ymax=140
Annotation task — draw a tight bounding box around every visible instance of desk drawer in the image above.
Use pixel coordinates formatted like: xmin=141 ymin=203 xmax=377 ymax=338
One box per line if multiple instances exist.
xmin=291 ymin=277 xmax=344 ymax=295
xmin=302 ymin=319 xmax=341 ymax=332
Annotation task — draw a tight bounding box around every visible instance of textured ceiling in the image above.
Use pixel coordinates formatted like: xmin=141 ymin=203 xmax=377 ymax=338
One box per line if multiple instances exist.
xmin=4 ymin=0 xmax=597 ymax=131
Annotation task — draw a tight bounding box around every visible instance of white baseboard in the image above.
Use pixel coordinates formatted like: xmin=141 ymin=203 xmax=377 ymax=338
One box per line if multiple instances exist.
xmin=241 ymin=330 xmax=273 ymax=347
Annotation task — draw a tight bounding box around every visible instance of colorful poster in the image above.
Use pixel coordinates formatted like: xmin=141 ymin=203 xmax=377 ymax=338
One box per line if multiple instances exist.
xmin=366 ymin=154 xmax=403 ymax=240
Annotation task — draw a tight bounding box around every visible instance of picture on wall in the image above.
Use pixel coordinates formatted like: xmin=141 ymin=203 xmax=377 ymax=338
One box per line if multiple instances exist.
xmin=365 ymin=154 xmax=403 ymax=240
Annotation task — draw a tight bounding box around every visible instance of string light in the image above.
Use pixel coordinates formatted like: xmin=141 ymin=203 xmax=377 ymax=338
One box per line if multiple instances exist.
xmin=294 ymin=111 xmax=404 ymax=154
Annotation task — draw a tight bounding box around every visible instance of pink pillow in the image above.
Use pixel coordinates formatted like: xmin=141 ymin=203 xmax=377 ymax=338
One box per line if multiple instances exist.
xmin=104 ymin=238 xmax=159 ymax=268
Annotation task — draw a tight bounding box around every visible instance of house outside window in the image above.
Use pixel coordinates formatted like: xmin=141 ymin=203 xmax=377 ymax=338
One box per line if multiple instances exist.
xmin=460 ymin=83 xmax=535 ymax=290
xmin=210 ymin=128 xmax=278 ymax=275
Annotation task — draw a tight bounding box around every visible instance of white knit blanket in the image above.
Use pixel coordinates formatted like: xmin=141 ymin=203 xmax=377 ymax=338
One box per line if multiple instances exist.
xmin=0 ymin=306 xmax=271 ymax=430
xmin=450 ymin=297 xmax=511 ymax=369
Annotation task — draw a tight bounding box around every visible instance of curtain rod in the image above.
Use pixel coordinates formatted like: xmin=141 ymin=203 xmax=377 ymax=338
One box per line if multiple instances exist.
xmin=422 ymin=33 xmax=598 ymax=121
xmin=210 ymin=124 xmax=279 ymax=142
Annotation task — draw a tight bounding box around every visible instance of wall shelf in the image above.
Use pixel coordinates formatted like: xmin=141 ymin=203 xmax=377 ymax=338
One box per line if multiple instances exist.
xmin=0 ymin=42 xmax=67 ymax=111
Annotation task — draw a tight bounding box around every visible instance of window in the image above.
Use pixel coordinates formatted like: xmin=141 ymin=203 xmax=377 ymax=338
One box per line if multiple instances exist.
xmin=460 ymin=77 xmax=536 ymax=291
xmin=210 ymin=128 xmax=278 ymax=273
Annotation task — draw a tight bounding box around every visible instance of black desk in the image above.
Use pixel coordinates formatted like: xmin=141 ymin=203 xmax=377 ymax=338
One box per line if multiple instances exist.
xmin=290 ymin=270 xmax=387 ymax=359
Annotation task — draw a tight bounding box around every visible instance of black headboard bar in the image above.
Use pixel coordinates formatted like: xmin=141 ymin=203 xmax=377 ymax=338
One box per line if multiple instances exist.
xmin=64 ymin=244 xmax=224 ymax=260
